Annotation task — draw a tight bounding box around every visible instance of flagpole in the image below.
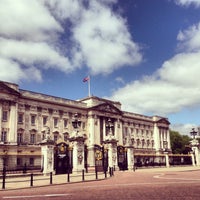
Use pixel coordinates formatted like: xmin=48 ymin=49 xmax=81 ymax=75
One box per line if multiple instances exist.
xmin=88 ymin=76 xmax=91 ymax=97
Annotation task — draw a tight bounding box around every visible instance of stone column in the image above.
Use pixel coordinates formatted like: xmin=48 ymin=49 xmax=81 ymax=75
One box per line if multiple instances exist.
xmin=108 ymin=143 xmax=114 ymax=168
xmin=40 ymin=140 xmax=55 ymax=175
xmin=71 ymin=138 xmax=85 ymax=173
xmin=87 ymin=114 xmax=95 ymax=168
xmin=0 ymin=102 xmax=2 ymax=134
xmin=191 ymin=153 xmax=195 ymax=166
xmin=105 ymin=141 xmax=118 ymax=169
xmin=8 ymin=101 xmax=17 ymax=143
xmin=193 ymin=147 xmax=200 ymax=166
xmin=153 ymin=120 xmax=160 ymax=152
xmin=127 ymin=147 xmax=134 ymax=170
xmin=165 ymin=152 xmax=170 ymax=168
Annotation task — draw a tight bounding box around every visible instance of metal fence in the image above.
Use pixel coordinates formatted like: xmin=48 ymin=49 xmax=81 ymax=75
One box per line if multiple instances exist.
xmin=0 ymin=167 xmax=114 ymax=190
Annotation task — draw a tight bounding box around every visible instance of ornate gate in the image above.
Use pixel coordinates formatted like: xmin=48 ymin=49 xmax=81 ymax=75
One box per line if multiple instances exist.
xmin=54 ymin=142 xmax=73 ymax=174
xmin=94 ymin=145 xmax=108 ymax=172
xmin=117 ymin=146 xmax=128 ymax=170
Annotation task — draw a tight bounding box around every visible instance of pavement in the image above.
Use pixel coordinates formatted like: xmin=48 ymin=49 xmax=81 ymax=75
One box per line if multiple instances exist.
xmin=0 ymin=171 xmax=108 ymax=190
xmin=1 ymin=166 xmax=200 ymax=190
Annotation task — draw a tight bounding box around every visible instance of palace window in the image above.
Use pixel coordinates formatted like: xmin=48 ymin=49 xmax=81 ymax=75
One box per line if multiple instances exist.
xmin=63 ymin=119 xmax=68 ymax=128
xmin=31 ymin=115 xmax=36 ymax=125
xmin=1 ymin=131 xmax=7 ymax=142
xmin=54 ymin=118 xmax=58 ymax=127
xmin=136 ymin=139 xmax=140 ymax=147
xmin=43 ymin=116 xmax=47 ymax=126
xmin=64 ymin=133 xmax=68 ymax=141
xmin=17 ymin=158 xmax=22 ymax=166
xmin=30 ymin=158 xmax=34 ymax=166
xmin=82 ymin=122 xmax=86 ymax=130
xmin=17 ymin=132 xmax=23 ymax=144
xmin=2 ymin=111 xmax=8 ymax=121
xmin=53 ymin=132 xmax=59 ymax=142
xmin=142 ymin=139 xmax=145 ymax=147
xmin=18 ymin=113 xmax=23 ymax=123
xmin=30 ymin=133 xmax=35 ymax=144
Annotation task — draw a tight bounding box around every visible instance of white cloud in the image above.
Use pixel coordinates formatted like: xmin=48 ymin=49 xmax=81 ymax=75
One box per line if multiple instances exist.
xmin=177 ymin=22 xmax=200 ymax=51
xmin=0 ymin=57 xmax=42 ymax=82
xmin=175 ymin=0 xmax=200 ymax=7
xmin=115 ymin=77 xmax=125 ymax=84
xmin=0 ymin=38 xmax=72 ymax=72
xmin=0 ymin=0 xmax=62 ymax=41
xmin=0 ymin=0 xmax=142 ymax=83
xmin=170 ymin=123 xmax=197 ymax=135
xmin=72 ymin=1 xmax=142 ymax=75
xmin=109 ymin=19 xmax=200 ymax=116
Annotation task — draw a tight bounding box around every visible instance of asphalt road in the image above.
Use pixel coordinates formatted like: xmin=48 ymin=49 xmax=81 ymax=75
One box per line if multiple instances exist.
xmin=1 ymin=168 xmax=200 ymax=200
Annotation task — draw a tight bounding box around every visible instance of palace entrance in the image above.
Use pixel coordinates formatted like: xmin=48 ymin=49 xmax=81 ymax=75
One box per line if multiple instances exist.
xmin=94 ymin=145 xmax=108 ymax=172
xmin=54 ymin=142 xmax=73 ymax=174
xmin=117 ymin=146 xmax=128 ymax=170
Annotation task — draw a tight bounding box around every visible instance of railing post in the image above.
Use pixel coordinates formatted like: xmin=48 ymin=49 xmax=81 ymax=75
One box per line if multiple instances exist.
xmin=2 ymin=166 xmax=6 ymax=189
xmin=67 ymin=170 xmax=70 ymax=182
xmin=109 ymin=167 xmax=112 ymax=177
xmin=95 ymin=168 xmax=98 ymax=180
xmin=30 ymin=173 xmax=33 ymax=187
xmin=23 ymin=163 xmax=27 ymax=174
xmin=50 ymin=172 xmax=53 ymax=184
xmin=82 ymin=169 xmax=85 ymax=181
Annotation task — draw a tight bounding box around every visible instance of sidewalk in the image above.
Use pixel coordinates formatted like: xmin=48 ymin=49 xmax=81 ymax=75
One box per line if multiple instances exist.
xmin=0 ymin=171 xmax=107 ymax=190
xmin=134 ymin=165 xmax=200 ymax=173
xmin=1 ymin=166 xmax=200 ymax=190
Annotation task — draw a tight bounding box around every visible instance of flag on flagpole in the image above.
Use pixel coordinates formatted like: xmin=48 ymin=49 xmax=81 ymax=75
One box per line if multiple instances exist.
xmin=82 ymin=76 xmax=91 ymax=97
xmin=83 ymin=76 xmax=90 ymax=82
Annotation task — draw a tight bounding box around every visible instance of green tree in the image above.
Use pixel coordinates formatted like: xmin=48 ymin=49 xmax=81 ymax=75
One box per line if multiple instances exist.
xmin=170 ymin=130 xmax=191 ymax=154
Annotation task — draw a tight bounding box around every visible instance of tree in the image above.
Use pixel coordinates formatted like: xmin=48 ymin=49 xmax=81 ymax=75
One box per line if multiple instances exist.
xmin=170 ymin=130 xmax=191 ymax=154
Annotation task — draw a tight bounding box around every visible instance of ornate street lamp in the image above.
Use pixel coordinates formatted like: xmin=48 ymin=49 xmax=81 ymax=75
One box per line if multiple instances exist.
xmin=190 ymin=128 xmax=198 ymax=139
xmin=72 ymin=113 xmax=82 ymax=129
xmin=106 ymin=118 xmax=114 ymax=135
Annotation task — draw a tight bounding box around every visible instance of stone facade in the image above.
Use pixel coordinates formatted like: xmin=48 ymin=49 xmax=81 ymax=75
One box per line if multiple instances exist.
xmin=0 ymin=81 xmax=171 ymax=172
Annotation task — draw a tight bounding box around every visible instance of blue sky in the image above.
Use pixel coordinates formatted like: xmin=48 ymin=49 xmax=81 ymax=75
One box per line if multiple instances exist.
xmin=1 ymin=0 xmax=200 ymax=134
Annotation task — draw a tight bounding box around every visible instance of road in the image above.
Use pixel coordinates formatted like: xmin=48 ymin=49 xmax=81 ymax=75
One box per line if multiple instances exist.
xmin=1 ymin=168 xmax=200 ymax=200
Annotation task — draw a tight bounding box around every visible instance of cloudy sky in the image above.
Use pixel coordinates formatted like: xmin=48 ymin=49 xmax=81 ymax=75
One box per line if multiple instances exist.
xmin=1 ymin=0 xmax=200 ymax=135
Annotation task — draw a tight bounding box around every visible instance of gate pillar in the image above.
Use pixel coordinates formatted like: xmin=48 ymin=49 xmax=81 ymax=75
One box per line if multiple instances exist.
xmin=127 ymin=147 xmax=134 ymax=171
xmin=40 ymin=140 xmax=55 ymax=175
xmin=105 ymin=141 xmax=117 ymax=169
xmin=164 ymin=152 xmax=170 ymax=168
xmin=70 ymin=138 xmax=85 ymax=173
xmin=88 ymin=145 xmax=95 ymax=168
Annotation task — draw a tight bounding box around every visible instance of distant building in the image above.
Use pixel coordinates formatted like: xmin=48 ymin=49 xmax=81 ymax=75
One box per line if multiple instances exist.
xmin=0 ymin=81 xmax=171 ymax=173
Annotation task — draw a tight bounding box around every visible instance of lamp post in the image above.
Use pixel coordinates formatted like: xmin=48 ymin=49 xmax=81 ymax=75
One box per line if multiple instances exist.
xmin=71 ymin=113 xmax=86 ymax=172
xmin=72 ymin=113 xmax=81 ymax=130
xmin=190 ymin=128 xmax=198 ymax=139
xmin=106 ymin=118 xmax=114 ymax=136
xmin=190 ymin=128 xmax=199 ymax=166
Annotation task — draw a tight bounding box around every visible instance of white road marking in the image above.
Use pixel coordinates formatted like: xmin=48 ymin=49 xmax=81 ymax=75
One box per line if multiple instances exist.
xmin=153 ymin=173 xmax=200 ymax=181
xmin=3 ymin=194 xmax=71 ymax=199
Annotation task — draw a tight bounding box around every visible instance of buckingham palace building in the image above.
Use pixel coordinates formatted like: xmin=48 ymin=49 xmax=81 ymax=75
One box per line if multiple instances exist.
xmin=0 ymin=80 xmax=171 ymax=174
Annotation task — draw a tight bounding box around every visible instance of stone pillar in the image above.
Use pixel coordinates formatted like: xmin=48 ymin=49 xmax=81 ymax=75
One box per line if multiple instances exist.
xmin=71 ymin=138 xmax=85 ymax=173
xmin=0 ymin=101 xmax=2 ymax=133
xmin=153 ymin=121 xmax=160 ymax=152
xmin=40 ymin=140 xmax=55 ymax=175
xmin=87 ymin=146 xmax=95 ymax=168
xmin=191 ymin=153 xmax=195 ymax=166
xmin=8 ymin=102 xmax=17 ymax=143
xmin=127 ymin=147 xmax=134 ymax=170
xmin=193 ymin=147 xmax=200 ymax=166
xmin=108 ymin=143 xmax=113 ymax=168
xmin=165 ymin=152 xmax=169 ymax=168
xmin=106 ymin=141 xmax=117 ymax=169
